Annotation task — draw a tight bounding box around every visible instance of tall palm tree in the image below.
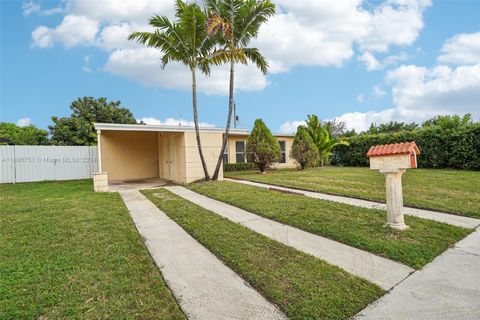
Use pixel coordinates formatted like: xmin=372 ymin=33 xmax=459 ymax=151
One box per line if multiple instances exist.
xmin=305 ymin=115 xmax=349 ymax=166
xmin=128 ymin=0 xmax=215 ymax=181
xmin=205 ymin=0 xmax=275 ymax=180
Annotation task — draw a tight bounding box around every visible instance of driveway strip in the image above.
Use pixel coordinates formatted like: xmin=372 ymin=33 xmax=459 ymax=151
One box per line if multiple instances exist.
xmin=225 ymin=178 xmax=480 ymax=229
xmin=166 ymin=186 xmax=414 ymax=290
xmin=119 ymin=189 xmax=287 ymax=320
xmin=355 ymin=227 xmax=480 ymax=319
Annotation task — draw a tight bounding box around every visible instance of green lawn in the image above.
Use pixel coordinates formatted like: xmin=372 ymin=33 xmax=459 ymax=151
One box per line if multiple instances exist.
xmin=0 ymin=180 xmax=184 ymax=320
xmin=143 ymin=188 xmax=384 ymax=320
xmin=226 ymin=167 xmax=480 ymax=218
xmin=189 ymin=181 xmax=471 ymax=269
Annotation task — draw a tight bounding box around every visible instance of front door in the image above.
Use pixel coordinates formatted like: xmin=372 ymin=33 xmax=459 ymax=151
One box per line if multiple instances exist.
xmin=168 ymin=135 xmax=177 ymax=181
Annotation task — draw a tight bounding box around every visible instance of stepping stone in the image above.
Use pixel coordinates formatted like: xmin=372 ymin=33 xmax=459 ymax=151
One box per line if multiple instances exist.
xmin=119 ymin=189 xmax=286 ymax=320
xmin=166 ymin=186 xmax=414 ymax=290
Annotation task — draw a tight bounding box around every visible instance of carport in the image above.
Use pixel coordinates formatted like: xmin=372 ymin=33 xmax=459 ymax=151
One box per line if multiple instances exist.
xmin=93 ymin=123 xmax=249 ymax=191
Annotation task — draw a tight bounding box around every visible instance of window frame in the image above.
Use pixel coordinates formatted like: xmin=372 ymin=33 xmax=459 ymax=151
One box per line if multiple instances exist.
xmin=235 ymin=140 xmax=246 ymax=163
xmin=279 ymin=140 xmax=286 ymax=163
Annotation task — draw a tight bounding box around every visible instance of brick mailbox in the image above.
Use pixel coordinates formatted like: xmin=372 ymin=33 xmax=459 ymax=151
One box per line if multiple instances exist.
xmin=366 ymin=142 xmax=420 ymax=230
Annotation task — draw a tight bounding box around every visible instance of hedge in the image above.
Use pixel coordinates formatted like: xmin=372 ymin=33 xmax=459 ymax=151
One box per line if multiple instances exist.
xmin=331 ymin=126 xmax=480 ymax=170
xmin=223 ymin=162 xmax=257 ymax=172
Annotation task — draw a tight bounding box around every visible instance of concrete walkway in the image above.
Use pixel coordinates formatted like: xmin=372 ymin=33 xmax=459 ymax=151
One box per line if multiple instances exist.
xmin=225 ymin=178 xmax=480 ymax=229
xmin=166 ymin=186 xmax=414 ymax=290
xmin=356 ymin=227 xmax=480 ymax=319
xmin=119 ymin=189 xmax=286 ymax=320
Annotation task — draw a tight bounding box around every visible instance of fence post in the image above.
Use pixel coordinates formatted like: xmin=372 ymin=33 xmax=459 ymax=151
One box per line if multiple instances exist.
xmin=12 ymin=145 xmax=16 ymax=184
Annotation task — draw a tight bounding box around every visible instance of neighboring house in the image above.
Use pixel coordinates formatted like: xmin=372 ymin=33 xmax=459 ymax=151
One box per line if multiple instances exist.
xmin=94 ymin=123 xmax=294 ymax=186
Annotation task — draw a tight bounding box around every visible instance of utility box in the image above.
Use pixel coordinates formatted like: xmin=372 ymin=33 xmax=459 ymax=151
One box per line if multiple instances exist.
xmin=367 ymin=142 xmax=419 ymax=170
xmin=366 ymin=142 xmax=420 ymax=230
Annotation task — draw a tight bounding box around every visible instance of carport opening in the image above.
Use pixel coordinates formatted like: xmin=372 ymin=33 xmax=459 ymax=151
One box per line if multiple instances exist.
xmin=100 ymin=130 xmax=182 ymax=184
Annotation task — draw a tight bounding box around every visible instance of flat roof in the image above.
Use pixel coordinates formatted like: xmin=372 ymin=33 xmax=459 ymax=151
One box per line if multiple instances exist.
xmin=94 ymin=123 xmax=293 ymax=137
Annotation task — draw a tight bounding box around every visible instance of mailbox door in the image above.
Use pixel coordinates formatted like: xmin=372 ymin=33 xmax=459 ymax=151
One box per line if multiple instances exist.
xmin=409 ymin=153 xmax=417 ymax=168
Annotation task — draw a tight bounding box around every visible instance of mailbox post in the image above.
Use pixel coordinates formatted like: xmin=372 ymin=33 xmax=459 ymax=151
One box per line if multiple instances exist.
xmin=367 ymin=142 xmax=420 ymax=230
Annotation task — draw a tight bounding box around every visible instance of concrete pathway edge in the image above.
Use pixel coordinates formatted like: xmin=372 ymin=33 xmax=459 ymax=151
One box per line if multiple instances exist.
xmin=225 ymin=178 xmax=480 ymax=229
xmin=166 ymin=186 xmax=414 ymax=290
xmin=119 ymin=189 xmax=287 ymax=320
xmin=355 ymin=227 xmax=480 ymax=319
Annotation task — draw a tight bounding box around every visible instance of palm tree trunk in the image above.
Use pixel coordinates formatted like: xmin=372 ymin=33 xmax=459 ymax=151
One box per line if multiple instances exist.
xmin=212 ymin=60 xmax=235 ymax=180
xmin=191 ymin=67 xmax=210 ymax=181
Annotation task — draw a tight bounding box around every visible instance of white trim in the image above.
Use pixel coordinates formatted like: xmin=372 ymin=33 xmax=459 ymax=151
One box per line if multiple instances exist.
xmin=93 ymin=123 xmax=294 ymax=137
xmin=94 ymin=122 xmax=249 ymax=134
xmin=97 ymin=130 xmax=102 ymax=172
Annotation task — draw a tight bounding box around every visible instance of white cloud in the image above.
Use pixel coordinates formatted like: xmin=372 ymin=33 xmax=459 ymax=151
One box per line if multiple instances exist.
xmin=437 ymin=31 xmax=480 ymax=65
xmin=358 ymin=51 xmax=408 ymax=70
xmin=139 ymin=117 xmax=215 ymax=128
xmin=387 ymin=64 xmax=480 ymax=115
xmin=278 ymin=120 xmax=306 ymax=134
xmin=356 ymin=94 xmax=365 ymax=102
xmin=105 ymin=48 xmax=268 ymax=95
xmin=358 ymin=0 xmax=431 ymax=52
xmin=16 ymin=118 xmax=32 ymax=127
xmin=22 ymin=1 xmax=40 ymax=16
xmin=372 ymin=85 xmax=387 ymax=98
xmin=358 ymin=52 xmax=382 ymax=70
xmin=29 ymin=0 xmax=431 ymax=92
xmin=334 ymin=63 xmax=480 ymax=132
xmin=31 ymin=15 xmax=99 ymax=48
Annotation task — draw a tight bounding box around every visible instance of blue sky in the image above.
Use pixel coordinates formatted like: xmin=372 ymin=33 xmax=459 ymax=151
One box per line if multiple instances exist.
xmin=1 ymin=0 xmax=479 ymax=133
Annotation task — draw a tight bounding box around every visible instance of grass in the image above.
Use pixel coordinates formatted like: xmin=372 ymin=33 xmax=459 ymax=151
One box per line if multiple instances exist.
xmin=226 ymin=167 xmax=480 ymax=218
xmin=0 ymin=180 xmax=185 ymax=320
xmin=189 ymin=181 xmax=472 ymax=269
xmin=143 ymin=188 xmax=384 ymax=320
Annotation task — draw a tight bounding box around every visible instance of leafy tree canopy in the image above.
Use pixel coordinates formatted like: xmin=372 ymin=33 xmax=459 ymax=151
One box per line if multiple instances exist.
xmin=305 ymin=115 xmax=349 ymax=166
xmin=49 ymin=97 xmax=138 ymax=146
xmin=422 ymin=114 xmax=474 ymax=130
xmin=246 ymin=118 xmax=281 ymax=172
xmin=0 ymin=122 xmax=49 ymax=145
xmin=290 ymin=125 xmax=318 ymax=170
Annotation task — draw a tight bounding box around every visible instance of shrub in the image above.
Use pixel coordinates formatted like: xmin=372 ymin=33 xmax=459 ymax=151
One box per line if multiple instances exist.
xmin=223 ymin=162 xmax=257 ymax=172
xmin=246 ymin=119 xmax=281 ymax=172
xmin=290 ymin=126 xmax=319 ymax=169
xmin=331 ymin=125 xmax=480 ymax=170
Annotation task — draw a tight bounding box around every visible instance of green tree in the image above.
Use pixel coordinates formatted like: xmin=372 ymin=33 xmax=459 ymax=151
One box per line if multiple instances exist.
xmin=290 ymin=125 xmax=318 ymax=170
xmin=206 ymin=0 xmax=275 ymax=180
xmin=246 ymin=119 xmax=280 ymax=172
xmin=0 ymin=122 xmax=49 ymax=145
xmin=305 ymin=115 xmax=349 ymax=166
xmin=129 ymin=0 xmax=216 ymax=181
xmin=422 ymin=114 xmax=473 ymax=130
xmin=366 ymin=121 xmax=419 ymax=134
xmin=49 ymin=97 xmax=137 ymax=146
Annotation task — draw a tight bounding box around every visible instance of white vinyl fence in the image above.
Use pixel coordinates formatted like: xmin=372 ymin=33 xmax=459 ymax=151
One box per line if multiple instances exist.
xmin=0 ymin=146 xmax=98 ymax=183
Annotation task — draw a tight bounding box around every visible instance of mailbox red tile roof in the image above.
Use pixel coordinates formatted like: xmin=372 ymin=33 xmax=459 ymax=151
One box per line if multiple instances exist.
xmin=366 ymin=141 xmax=420 ymax=157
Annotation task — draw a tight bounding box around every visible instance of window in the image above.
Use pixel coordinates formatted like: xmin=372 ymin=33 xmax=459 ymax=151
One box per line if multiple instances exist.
xmin=223 ymin=141 xmax=229 ymax=164
xmin=235 ymin=141 xmax=246 ymax=163
xmin=279 ymin=141 xmax=286 ymax=163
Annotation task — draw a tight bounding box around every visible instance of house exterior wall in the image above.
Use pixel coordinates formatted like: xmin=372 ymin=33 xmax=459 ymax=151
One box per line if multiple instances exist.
xmin=184 ymin=131 xmax=224 ymax=183
xmin=225 ymin=134 xmax=296 ymax=168
xmin=101 ymin=130 xmax=159 ymax=181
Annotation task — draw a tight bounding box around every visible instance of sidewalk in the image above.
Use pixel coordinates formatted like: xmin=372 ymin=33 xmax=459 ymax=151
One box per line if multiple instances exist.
xmin=166 ymin=186 xmax=414 ymax=290
xmin=119 ymin=189 xmax=286 ymax=320
xmin=356 ymin=228 xmax=480 ymax=319
xmin=225 ymin=178 xmax=480 ymax=229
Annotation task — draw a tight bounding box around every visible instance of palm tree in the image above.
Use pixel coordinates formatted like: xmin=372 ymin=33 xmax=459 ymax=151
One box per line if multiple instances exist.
xmin=305 ymin=115 xmax=349 ymax=166
xmin=128 ymin=0 xmax=215 ymax=181
xmin=205 ymin=0 xmax=275 ymax=180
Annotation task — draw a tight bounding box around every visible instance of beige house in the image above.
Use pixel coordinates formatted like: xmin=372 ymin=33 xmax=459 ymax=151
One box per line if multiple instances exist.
xmin=93 ymin=123 xmax=295 ymax=190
